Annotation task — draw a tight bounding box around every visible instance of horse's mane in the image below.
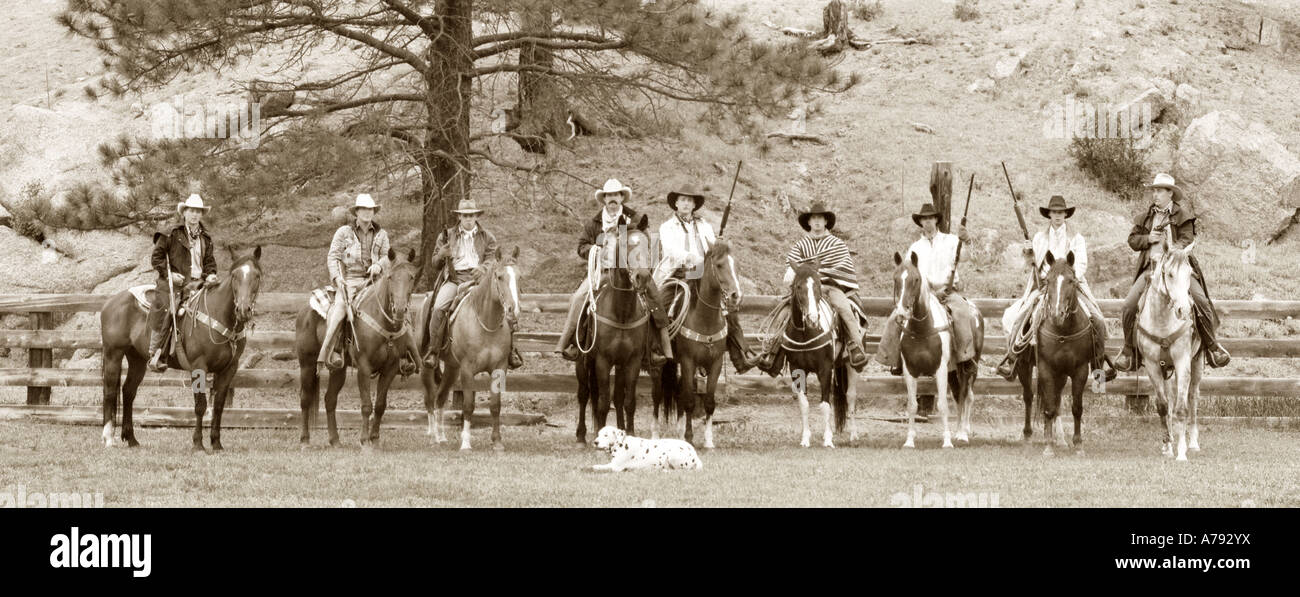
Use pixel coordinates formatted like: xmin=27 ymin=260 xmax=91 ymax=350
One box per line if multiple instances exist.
xmin=706 ymin=238 xmax=730 ymax=260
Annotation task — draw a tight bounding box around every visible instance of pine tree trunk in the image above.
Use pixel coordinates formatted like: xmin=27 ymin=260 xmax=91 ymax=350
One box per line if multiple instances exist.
xmin=419 ymin=0 xmax=474 ymax=290
xmin=517 ymin=7 xmax=568 ymax=141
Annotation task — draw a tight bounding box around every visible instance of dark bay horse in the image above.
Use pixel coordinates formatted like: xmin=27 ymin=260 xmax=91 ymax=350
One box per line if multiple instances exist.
xmin=296 ymin=248 xmax=418 ymax=449
xmin=1028 ymin=252 xmax=1093 ymax=456
xmin=780 ymin=261 xmax=854 ymax=448
xmin=889 ymin=251 xmax=979 ymax=449
xmin=575 ymin=215 xmax=653 ymax=444
xmin=421 ymin=247 xmax=522 ymax=451
xmin=653 ymin=239 xmax=742 ymax=448
xmin=100 ymin=246 xmax=263 ymax=451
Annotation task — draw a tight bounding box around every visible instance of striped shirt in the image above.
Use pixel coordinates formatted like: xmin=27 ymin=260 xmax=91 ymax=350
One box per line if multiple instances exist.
xmin=785 ymin=234 xmax=859 ymax=291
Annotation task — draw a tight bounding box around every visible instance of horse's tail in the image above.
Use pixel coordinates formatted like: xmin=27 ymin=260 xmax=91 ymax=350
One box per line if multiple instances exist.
xmin=660 ymin=361 xmax=678 ymax=417
xmin=833 ymin=365 xmax=849 ymax=432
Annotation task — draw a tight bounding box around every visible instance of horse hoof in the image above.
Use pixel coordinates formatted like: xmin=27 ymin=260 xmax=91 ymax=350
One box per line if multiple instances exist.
xmin=942 ymin=441 xmax=954 ymax=449
xmin=361 ymin=444 xmax=374 ymax=453
xmin=902 ymin=440 xmax=915 ymax=449
xmin=703 ymin=442 xmax=715 ymax=450
xmin=460 ymin=445 xmax=472 ymax=452
xmin=210 ymin=444 xmax=224 ymax=453
xmin=1189 ymin=443 xmax=1200 ymax=452
xmin=191 ymin=445 xmax=207 ymax=454
xmin=492 ymin=443 xmax=505 ymax=452
xmin=823 ymin=442 xmax=835 ymax=449
xmin=125 ymin=439 xmax=140 ymax=448
xmin=329 ymin=439 xmax=342 ymax=448
xmin=955 ymin=433 xmax=970 ymax=443
xmin=1042 ymin=447 xmax=1054 ymax=457
xmin=1176 ymin=454 xmax=1188 ymax=462
xmin=799 ymin=440 xmax=810 ymax=448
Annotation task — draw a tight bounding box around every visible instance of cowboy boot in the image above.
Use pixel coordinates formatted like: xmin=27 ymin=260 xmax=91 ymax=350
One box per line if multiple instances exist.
xmin=724 ymin=312 xmax=755 ymax=374
xmin=995 ymin=353 xmax=1019 ymax=381
xmin=1112 ymin=314 xmax=1138 ymax=373
xmin=509 ymin=346 xmax=524 ymax=369
xmin=147 ymin=327 xmax=168 ymax=373
xmin=1197 ymin=313 xmax=1231 ymax=368
xmin=318 ymin=315 xmax=346 ymax=370
xmin=1090 ymin=317 xmax=1117 ymax=382
xmin=845 ymin=338 xmax=869 ymax=372
xmin=423 ymin=309 xmax=448 ymax=368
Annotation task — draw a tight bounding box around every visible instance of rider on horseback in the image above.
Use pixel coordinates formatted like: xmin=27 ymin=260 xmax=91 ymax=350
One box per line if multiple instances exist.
xmin=555 ymin=178 xmax=671 ymax=363
xmin=318 ymin=194 xmax=421 ymax=374
xmin=1112 ymin=173 xmax=1230 ymax=372
xmin=652 ymin=184 xmax=755 ymax=373
xmin=874 ymin=203 xmax=975 ymax=375
xmin=148 ymin=194 xmax=219 ymax=372
xmin=753 ymin=201 xmax=871 ymax=374
xmin=422 ymin=198 xmax=523 ymax=369
xmin=995 ymin=195 xmax=1117 ymax=381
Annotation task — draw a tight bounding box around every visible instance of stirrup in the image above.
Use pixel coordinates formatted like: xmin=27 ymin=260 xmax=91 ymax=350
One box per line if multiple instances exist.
xmin=996 ymin=356 xmax=1017 ymax=381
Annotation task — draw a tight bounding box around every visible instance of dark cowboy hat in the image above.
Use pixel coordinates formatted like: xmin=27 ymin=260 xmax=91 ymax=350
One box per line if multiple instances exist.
xmin=1038 ymin=195 xmax=1076 ymax=219
xmin=798 ymin=201 xmax=836 ymax=231
xmin=666 ymin=184 xmax=708 ymax=212
xmin=911 ymin=203 xmax=942 ymax=226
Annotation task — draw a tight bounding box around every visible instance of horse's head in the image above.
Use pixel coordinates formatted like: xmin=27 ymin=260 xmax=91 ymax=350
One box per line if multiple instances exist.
xmin=703 ymin=239 xmax=742 ymax=311
xmin=490 ymin=246 xmax=523 ymax=328
xmin=790 ymin=259 xmax=823 ymax=330
xmin=386 ymin=247 xmax=419 ymax=321
xmin=1155 ymin=240 xmax=1197 ymax=321
xmin=621 ymin=215 xmax=654 ymax=290
xmin=1043 ymin=252 xmax=1080 ymax=327
xmin=226 ymin=245 xmax=263 ymax=324
xmin=890 ymin=251 xmax=922 ymax=325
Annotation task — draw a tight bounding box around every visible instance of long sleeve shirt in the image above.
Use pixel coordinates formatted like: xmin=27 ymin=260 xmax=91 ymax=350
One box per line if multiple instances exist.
xmin=906 ymin=231 xmax=960 ymax=291
xmin=1032 ymin=223 xmax=1088 ymax=281
xmin=654 ymin=215 xmax=716 ymax=285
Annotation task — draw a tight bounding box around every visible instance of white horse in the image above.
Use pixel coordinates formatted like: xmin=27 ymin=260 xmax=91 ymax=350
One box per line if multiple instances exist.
xmin=1134 ymin=238 xmax=1202 ymax=461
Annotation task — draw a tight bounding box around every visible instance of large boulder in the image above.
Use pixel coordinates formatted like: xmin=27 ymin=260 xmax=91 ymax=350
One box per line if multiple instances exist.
xmin=1175 ymin=111 xmax=1300 ymax=241
xmin=1087 ymin=242 xmax=1135 ymax=283
xmin=0 ymin=103 xmax=128 ymax=208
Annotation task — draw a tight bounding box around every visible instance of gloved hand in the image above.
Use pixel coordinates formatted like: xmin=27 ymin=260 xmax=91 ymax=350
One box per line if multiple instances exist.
xmin=367 ymin=263 xmax=383 ymax=277
xmin=169 ymin=272 xmax=185 ymax=285
xmin=205 ymin=274 xmax=218 ymax=285
xmin=956 ymin=225 xmax=971 ymax=243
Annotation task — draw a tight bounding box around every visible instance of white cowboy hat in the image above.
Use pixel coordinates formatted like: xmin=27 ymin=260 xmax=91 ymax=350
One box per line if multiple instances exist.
xmin=1146 ymin=173 xmax=1184 ymax=203
xmin=593 ymin=178 xmax=632 ymax=203
xmin=451 ymin=199 xmax=484 ymax=215
xmin=348 ymin=193 xmax=381 ymax=215
xmin=176 ymin=194 xmax=211 ymax=217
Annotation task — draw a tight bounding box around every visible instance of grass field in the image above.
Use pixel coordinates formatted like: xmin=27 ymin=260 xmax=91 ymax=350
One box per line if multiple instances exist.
xmin=3 ymin=405 xmax=1297 ymax=507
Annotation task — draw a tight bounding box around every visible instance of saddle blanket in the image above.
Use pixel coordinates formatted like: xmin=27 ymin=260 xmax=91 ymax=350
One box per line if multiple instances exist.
xmin=128 ymin=284 xmax=201 ymax=314
xmin=307 ymin=284 xmax=382 ymax=320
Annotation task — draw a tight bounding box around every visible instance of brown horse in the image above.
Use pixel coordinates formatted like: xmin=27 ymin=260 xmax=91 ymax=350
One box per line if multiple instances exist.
xmin=296 ymin=248 xmax=418 ymax=449
xmin=574 ymin=215 xmax=653 ymax=444
xmin=779 ymin=261 xmax=855 ymax=448
xmin=1022 ymin=252 xmax=1093 ymax=456
xmin=100 ymin=246 xmax=263 ymax=451
xmin=654 ymin=239 xmax=742 ymax=448
xmin=421 ymin=247 xmax=522 ymax=451
xmin=889 ymin=251 xmax=981 ymax=449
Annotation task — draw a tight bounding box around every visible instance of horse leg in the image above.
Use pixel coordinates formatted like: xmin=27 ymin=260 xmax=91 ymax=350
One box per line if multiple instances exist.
xmin=101 ymin=348 xmax=122 ymax=448
xmin=355 ymin=360 xmax=375 ymax=448
xmin=679 ymin=359 xmax=697 ymax=444
xmin=846 ymin=370 xmax=860 ymax=443
xmin=460 ymin=387 xmax=475 ymax=451
xmin=936 ymin=351 xmax=953 ymax=449
xmin=622 ymin=362 xmax=638 ymax=437
xmin=433 ymin=365 xmax=456 ymax=445
xmin=902 ymin=364 xmax=918 ymax=449
xmin=490 ymin=372 xmax=504 ymax=452
xmin=575 ymin=357 xmax=589 ymax=444
xmin=1173 ymin=355 xmax=1192 ymax=462
xmin=613 ymin=366 xmax=627 ymax=432
xmin=795 ymin=368 xmax=811 ymax=449
xmin=191 ymin=384 xmax=208 ymax=452
xmin=370 ymin=366 xmax=398 ymax=448
xmin=963 ymin=365 xmax=977 ymax=442
xmin=1189 ymin=356 xmax=1202 ymax=452
xmin=1071 ymin=363 xmax=1087 ymax=448
xmin=1018 ymin=357 xmax=1034 ymax=441
xmin=951 ymin=369 xmax=969 ymax=444
xmin=650 ymin=362 xmax=663 ymax=440
xmin=594 ymin=355 xmax=612 ymax=437
xmin=820 ymin=365 xmax=834 ymax=448
xmin=324 ymin=368 xmax=346 ymax=447
xmin=703 ymin=360 xmax=722 ymax=450
xmin=299 ymin=362 xmax=319 ymax=446
xmin=121 ymin=352 xmax=147 ymax=447
xmin=210 ymin=368 xmax=235 ymax=452
xmin=1145 ymin=359 xmax=1173 ymax=457
xmin=1041 ymin=370 xmax=1066 ymax=457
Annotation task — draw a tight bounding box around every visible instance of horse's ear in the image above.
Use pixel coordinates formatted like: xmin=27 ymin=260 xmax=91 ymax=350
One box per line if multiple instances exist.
xmin=388 ymin=247 xmax=396 ymax=262
xmin=909 ymin=251 xmax=918 ymax=267
xmin=893 ymin=251 xmax=902 ymax=266
xmin=511 ymin=246 xmax=520 ymax=261
xmin=253 ymin=245 xmax=262 ymax=261
xmin=637 ymin=214 xmax=649 ymax=231
xmin=1065 ymin=251 xmax=1075 ymax=267
xmin=1045 ymin=252 xmax=1055 ymax=266
xmin=407 ymin=247 xmax=417 ymax=263
xmin=226 ymin=245 xmax=236 ymax=262
xmin=1184 ymin=241 xmax=1195 ymax=253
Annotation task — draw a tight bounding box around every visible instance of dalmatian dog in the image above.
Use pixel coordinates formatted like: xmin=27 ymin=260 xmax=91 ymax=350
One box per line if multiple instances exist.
xmin=591 ymin=426 xmax=703 ymax=472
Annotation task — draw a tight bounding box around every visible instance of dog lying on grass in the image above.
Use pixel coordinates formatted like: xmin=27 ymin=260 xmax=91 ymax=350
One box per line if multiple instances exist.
xmin=591 ymin=426 xmax=703 ymax=472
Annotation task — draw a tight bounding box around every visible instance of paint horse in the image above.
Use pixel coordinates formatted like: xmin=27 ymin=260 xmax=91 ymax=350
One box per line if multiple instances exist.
xmin=295 ymin=248 xmax=419 ymax=449
xmin=777 ymin=261 xmax=857 ymax=448
xmin=100 ymin=246 xmax=263 ymax=451
xmin=420 ymin=247 xmax=522 ymax=451
xmin=1135 ymin=237 xmax=1203 ymax=461
xmin=888 ymin=251 xmax=982 ymax=449
xmin=652 ymin=239 xmax=743 ymax=448
xmin=574 ymin=215 xmax=654 ymax=443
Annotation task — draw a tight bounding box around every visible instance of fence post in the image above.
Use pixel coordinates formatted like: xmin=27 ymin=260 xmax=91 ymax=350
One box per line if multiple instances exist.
xmin=26 ymin=311 xmax=51 ymax=405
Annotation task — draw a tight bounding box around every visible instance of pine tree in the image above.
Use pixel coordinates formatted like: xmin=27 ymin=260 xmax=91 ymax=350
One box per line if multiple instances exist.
xmin=54 ymin=0 xmax=857 ymax=287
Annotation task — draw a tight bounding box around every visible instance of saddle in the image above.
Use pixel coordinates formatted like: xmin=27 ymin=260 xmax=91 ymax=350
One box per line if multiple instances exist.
xmin=132 ymin=283 xmax=206 ymax=366
xmin=417 ymin=282 xmax=478 ymax=357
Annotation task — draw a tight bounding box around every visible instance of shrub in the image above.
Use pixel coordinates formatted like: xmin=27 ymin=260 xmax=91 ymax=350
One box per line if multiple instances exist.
xmin=850 ymin=0 xmax=884 ymax=21
xmin=954 ymin=0 xmax=980 ymax=21
xmin=1067 ymin=137 xmax=1152 ymax=202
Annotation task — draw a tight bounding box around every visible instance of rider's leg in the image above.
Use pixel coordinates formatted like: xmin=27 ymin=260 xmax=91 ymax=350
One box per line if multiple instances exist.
xmin=147 ymin=277 xmax=172 ymax=372
xmin=826 ymin=287 xmax=869 ymax=371
xmin=1077 ymin=280 xmax=1116 ymax=380
xmin=753 ymin=295 xmax=789 ymax=376
xmin=874 ymin=310 xmax=903 ymax=375
xmin=1188 ymin=277 xmax=1230 ymax=367
xmin=640 ymin=279 xmax=672 ymax=363
xmin=317 ymin=288 xmax=348 ymax=369
xmin=1113 ymin=273 xmax=1150 ymax=372
xmin=556 ymin=280 xmax=590 ymax=360
xmin=423 ymin=281 xmax=459 ymax=367
xmin=996 ymin=291 xmax=1038 ymax=380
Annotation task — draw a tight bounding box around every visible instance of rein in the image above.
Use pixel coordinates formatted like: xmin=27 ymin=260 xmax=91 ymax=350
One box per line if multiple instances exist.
xmin=355 ymin=271 xmax=413 ymax=347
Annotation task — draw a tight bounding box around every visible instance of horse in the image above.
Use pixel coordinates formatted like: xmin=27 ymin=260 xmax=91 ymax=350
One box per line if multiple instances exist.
xmin=1135 ymin=239 xmax=1203 ymax=461
xmin=574 ymin=215 xmax=654 ymax=444
xmin=421 ymin=247 xmax=522 ymax=451
xmin=888 ymin=251 xmax=980 ymax=449
xmin=295 ymin=248 xmax=419 ymax=449
xmin=778 ymin=261 xmax=856 ymax=448
xmin=652 ymin=239 xmax=743 ymax=448
xmin=100 ymin=246 xmax=263 ymax=451
xmin=1029 ymin=251 xmax=1094 ymax=456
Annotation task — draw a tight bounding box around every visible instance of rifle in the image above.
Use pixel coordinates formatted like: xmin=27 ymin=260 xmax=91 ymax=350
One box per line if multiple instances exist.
xmin=946 ymin=173 xmax=975 ymax=293
xmin=1001 ymin=161 xmax=1038 ymax=290
xmin=718 ymin=160 xmax=743 ymax=236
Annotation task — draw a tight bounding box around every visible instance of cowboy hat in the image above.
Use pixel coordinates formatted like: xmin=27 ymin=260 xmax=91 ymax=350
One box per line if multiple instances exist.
xmin=911 ymin=203 xmax=942 ymax=227
xmin=451 ymin=199 xmax=484 ymax=215
xmin=175 ymin=194 xmax=211 ymax=217
xmin=1145 ymin=173 xmax=1184 ymax=203
xmin=594 ymin=178 xmax=632 ymax=203
xmin=798 ymin=201 xmax=836 ymax=231
xmin=1038 ymin=195 xmax=1076 ymax=219
xmin=666 ymin=184 xmax=708 ymax=212
xmin=348 ymin=193 xmax=381 ymax=215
